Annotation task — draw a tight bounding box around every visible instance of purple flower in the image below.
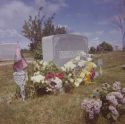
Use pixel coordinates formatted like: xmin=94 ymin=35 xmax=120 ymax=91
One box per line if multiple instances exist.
xmin=111 ymin=92 xmax=123 ymax=100
xmin=106 ymin=94 xmax=118 ymax=106
xmin=89 ymin=110 xmax=94 ymax=119
xmin=112 ymin=81 xmax=121 ymax=91
xmin=93 ymin=99 xmax=102 ymax=114
xmin=81 ymin=98 xmax=102 ymax=119
xmin=122 ymin=88 xmax=125 ymax=94
xmin=109 ymin=105 xmax=119 ymax=120
xmin=121 ymin=97 xmax=125 ymax=104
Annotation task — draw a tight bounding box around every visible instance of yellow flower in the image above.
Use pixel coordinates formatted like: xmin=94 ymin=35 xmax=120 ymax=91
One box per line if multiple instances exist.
xmin=84 ymin=71 xmax=91 ymax=85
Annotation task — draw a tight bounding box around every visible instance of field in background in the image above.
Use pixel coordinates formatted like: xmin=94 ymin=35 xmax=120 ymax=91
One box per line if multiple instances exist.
xmin=22 ymin=50 xmax=33 ymax=58
xmin=0 ymin=51 xmax=125 ymax=124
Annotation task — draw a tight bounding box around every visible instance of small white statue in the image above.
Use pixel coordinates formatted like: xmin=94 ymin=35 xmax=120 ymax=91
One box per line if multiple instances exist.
xmin=13 ymin=71 xmax=28 ymax=101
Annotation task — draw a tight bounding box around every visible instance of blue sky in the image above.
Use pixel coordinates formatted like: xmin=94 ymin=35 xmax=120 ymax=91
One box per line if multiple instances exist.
xmin=0 ymin=0 xmax=123 ymax=49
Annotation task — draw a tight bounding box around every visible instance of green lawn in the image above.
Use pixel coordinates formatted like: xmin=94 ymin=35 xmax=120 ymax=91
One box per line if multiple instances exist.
xmin=0 ymin=51 xmax=125 ymax=124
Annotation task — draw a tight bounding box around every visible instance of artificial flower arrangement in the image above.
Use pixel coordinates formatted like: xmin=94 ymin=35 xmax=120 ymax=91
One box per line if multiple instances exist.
xmin=81 ymin=81 xmax=125 ymax=124
xmin=25 ymin=52 xmax=97 ymax=98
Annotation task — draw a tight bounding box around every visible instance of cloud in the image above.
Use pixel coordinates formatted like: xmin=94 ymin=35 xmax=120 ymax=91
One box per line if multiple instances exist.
xmin=94 ymin=0 xmax=115 ymax=4
xmin=0 ymin=1 xmax=34 ymax=29
xmin=0 ymin=1 xmax=35 ymax=48
xmin=0 ymin=0 xmax=68 ymax=48
xmin=35 ymin=0 xmax=67 ymax=15
xmin=0 ymin=29 xmax=20 ymax=38
xmin=109 ymin=29 xmax=120 ymax=35
xmin=98 ymin=20 xmax=109 ymax=25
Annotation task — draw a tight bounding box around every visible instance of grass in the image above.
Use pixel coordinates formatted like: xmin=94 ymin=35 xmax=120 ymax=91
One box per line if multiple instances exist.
xmin=0 ymin=51 xmax=125 ymax=124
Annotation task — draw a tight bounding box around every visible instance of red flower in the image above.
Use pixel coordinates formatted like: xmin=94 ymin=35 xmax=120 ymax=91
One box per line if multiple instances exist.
xmin=56 ymin=72 xmax=64 ymax=79
xmin=90 ymin=68 xmax=95 ymax=81
xmin=45 ymin=72 xmax=55 ymax=79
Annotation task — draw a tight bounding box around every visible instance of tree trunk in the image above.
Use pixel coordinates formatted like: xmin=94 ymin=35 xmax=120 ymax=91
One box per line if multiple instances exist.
xmin=122 ymin=33 xmax=125 ymax=50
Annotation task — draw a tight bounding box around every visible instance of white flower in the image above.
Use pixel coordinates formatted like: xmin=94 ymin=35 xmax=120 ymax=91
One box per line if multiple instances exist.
xmin=39 ymin=60 xmax=48 ymax=67
xmin=74 ymin=78 xmax=82 ymax=87
xmin=74 ymin=56 xmax=80 ymax=61
xmin=69 ymin=78 xmax=74 ymax=83
xmin=31 ymin=75 xmax=45 ymax=83
xmin=80 ymin=51 xmax=86 ymax=57
xmin=64 ymin=61 xmax=76 ymax=71
xmin=80 ymin=72 xmax=85 ymax=78
xmin=39 ymin=60 xmax=44 ymax=65
xmin=78 ymin=60 xmax=85 ymax=67
xmin=61 ymin=67 xmax=66 ymax=71
xmin=34 ymin=71 xmax=40 ymax=75
xmin=51 ymin=77 xmax=62 ymax=90
xmin=43 ymin=61 xmax=48 ymax=66
xmin=68 ymin=73 xmax=72 ymax=77
xmin=46 ymin=87 xmax=52 ymax=92
xmin=33 ymin=61 xmax=40 ymax=70
xmin=87 ymin=57 xmax=92 ymax=62
xmin=74 ymin=82 xmax=79 ymax=87
xmin=92 ymin=63 xmax=97 ymax=68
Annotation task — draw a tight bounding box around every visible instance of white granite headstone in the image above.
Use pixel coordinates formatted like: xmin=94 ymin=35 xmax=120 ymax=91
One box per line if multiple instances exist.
xmin=42 ymin=34 xmax=88 ymax=66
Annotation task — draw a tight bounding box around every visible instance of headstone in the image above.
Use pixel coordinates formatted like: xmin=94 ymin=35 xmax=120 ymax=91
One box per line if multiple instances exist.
xmin=42 ymin=34 xmax=88 ymax=66
xmin=0 ymin=43 xmax=17 ymax=61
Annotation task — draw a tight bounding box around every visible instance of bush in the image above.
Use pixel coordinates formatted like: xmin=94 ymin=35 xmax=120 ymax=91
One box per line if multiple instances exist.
xmin=89 ymin=47 xmax=96 ymax=54
xmin=97 ymin=41 xmax=113 ymax=52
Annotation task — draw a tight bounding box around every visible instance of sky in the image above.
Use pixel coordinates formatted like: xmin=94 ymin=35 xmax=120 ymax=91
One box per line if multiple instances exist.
xmin=0 ymin=0 xmax=124 ymax=49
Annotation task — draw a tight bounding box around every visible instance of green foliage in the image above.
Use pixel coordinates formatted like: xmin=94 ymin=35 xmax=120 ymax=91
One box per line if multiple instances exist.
xmin=22 ymin=8 xmax=67 ymax=60
xmin=97 ymin=41 xmax=113 ymax=52
xmin=89 ymin=47 xmax=96 ymax=54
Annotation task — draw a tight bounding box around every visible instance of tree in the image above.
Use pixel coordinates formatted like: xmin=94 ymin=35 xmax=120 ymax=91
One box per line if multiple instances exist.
xmin=96 ymin=41 xmax=113 ymax=52
xmin=22 ymin=7 xmax=43 ymax=52
xmin=89 ymin=47 xmax=96 ymax=54
xmin=113 ymin=0 xmax=125 ymax=50
xmin=22 ymin=7 xmax=67 ymax=59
